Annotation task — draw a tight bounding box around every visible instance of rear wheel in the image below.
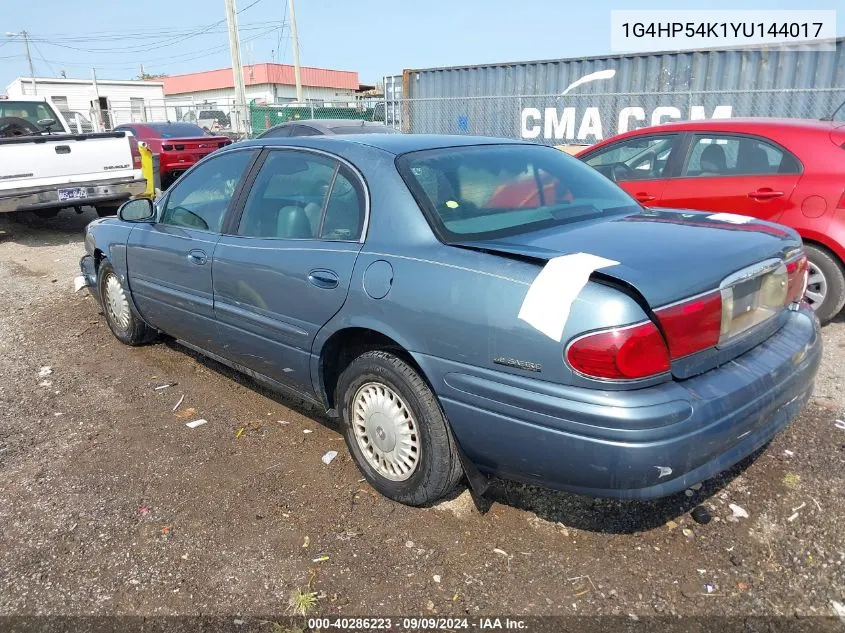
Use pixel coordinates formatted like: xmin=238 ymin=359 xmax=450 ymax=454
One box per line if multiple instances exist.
xmin=97 ymin=260 xmax=157 ymax=345
xmin=804 ymin=244 xmax=845 ymax=325
xmin=336 ymin=350 xmax=462 ymax=506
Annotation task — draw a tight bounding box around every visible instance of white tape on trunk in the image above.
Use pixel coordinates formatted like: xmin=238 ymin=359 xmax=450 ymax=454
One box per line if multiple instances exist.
xmin=518 ymin=253 xmax=619 ymax=342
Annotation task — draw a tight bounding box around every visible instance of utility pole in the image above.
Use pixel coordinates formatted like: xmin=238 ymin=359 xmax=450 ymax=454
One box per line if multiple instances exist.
xmin=92 ymin=68 xmax=103 ymax=131
xmin=288 ymin=0 xmax=304 ymax=103
xmin=224 ymin=0 xmax=248 ymax=135
xmin=5 ymin=31 xmax=37 ymax=94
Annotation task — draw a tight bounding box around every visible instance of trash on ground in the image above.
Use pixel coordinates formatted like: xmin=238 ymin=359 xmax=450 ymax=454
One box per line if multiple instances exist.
xmin=783 ymin=449 xmax=795 ymax=457
xmin=704 ymin=582 xmax=715 ymax=594
xmin=303 ymin=429 xmax=313 ymax=434
xmin=312 ymin=555 xmax=329 ymax=563
xmin=161 ymin=525 xmax=173 ymax=538
xmin=654 ymin=466 xmax=672 ymax=478
xmin=175 ymin=407 xmax=197 ymax=420
xmin=172 ymin=394 xmax=185 ymax=412
xmin=665 ymin=520 xmax=678 ymax=530
xmin=38 ymin=380 xmax=52 ymax=387
xmin=321 ymin=450 xmax=338 ymax=465
xmin=235 ymin=427 xmax=246 ymax=439
xmin=405 ymin=540 xmax=414 ymax=548
xmin=302 ymin=536 xmax=310 ymax=548
xmin=682 ymin=528 xmax=693 ymax=537
xmin=684 ymin=489 xmax=694 ymax=497
xmin=691 ymin=505 xmax=712 ymax=525
xmin=831 ymin=600 xmax=845 ymax=624
xmin=278 ymin=420 xmax=290 ymax=425
xmin=834 ymin=419 xmax=845 ymax=430
xmin=185 ymin=419 xmax=208 ymax=429
xmin=138 ymin=505 xmax=150 ymax=516
xmin=729 ymin=503 xmax=749 ymax=519
xmin=38 ymin=366 xmax=53 ymax=378
xmin=433 ymin=575 xmax=441 ymax=583
xmin=73 ymin=276 xmax=86 ymax=292
xmin=787 ymin=512 xmax=799 ymax=522
xmin=154 ymin=383 xmax=175 ymax=390
xmin=493 ymin=548 xmax=509 ymax=557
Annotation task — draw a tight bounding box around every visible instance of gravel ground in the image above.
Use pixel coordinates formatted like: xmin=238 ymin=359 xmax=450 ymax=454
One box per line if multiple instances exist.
xmin=1 ymin=210 xmax=844 ymax=627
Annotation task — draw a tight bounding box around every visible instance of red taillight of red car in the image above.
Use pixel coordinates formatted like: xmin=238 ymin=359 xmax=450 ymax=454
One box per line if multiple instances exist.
xmin=128 ymin=135 xmax=142 ymax=170
xmin=654 ymin=291 xmax=722 ymax=359
xmin=566 ymin=321 xmax=671 ymax=380
xmin=786 ymin=254 xmax=809 ymax=304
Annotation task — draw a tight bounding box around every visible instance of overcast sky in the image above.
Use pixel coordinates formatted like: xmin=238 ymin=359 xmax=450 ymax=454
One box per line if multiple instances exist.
xmin=1 ymin=0 xmax=842 ymax=87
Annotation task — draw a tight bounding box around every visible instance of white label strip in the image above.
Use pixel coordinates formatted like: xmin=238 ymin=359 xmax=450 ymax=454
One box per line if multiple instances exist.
xmin=185 ymin=419 xmax=208 ymax=429
xmin=518 ymin=253 xmax=619 ymax=342
xmin=707 ymin=213 xmax=753 ymax=224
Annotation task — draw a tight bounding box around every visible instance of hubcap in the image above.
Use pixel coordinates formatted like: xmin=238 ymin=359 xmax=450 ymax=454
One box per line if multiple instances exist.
xmin=805 ymin=262 xmax=827 ymax=311
xmin=104 ymin=274 xmax=130 ymax=330
xmin=352 ymin=382 xmax=420 ymax=481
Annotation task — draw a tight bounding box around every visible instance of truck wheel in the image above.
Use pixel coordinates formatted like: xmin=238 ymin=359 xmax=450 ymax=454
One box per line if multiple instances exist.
xmin=804 ymin=244 xmax=845 ymax=325
xmin=97 ymin=260 xmax=157 ymax=346
xmin=336 ymin=350 xmax=463 ymax=506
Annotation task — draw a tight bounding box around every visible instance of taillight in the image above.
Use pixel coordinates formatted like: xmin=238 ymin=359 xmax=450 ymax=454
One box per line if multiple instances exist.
xmin=128 ymin=135 xmax=142 ymax=169
xmin=566 ymin=321 xmax=670 ymax=380
xmin=786 ymin=254 xmax=809 ymax=304
xmin=161 ymin=144 xmax=174 ymax=151
xmin=654 ymin=291 xmax=722 ymax=359
xmin=837 ymin=189 xmax=845 ymax=209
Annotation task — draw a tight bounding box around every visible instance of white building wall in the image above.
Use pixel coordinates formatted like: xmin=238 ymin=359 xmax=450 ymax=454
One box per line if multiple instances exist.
xmin=5 ymin=77 xmax=166 ymax=128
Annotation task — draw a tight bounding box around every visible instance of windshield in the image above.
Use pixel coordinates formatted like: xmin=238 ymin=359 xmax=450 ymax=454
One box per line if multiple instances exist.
xmin=396 ymin=144 xmax=640 ymax=242
xmin=0 ymin=101 xmax=59 ymax=129
xmin=145 ymin=122 xmax=206 ymax=138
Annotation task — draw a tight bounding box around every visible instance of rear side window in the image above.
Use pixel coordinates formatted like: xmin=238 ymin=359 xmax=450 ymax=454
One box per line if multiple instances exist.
xmin=262 ymin=125 xmax=292 ymax=138
xmin=237 ymin=150 xmax=365 ymax=241
xmin=291 ymin=125 xmax=322 ymax=137
xmin=683 ymin=134 xmax=801 ymax=177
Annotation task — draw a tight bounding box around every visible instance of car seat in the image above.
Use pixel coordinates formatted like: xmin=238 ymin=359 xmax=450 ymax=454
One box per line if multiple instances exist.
xmin=276 ymin=205 xmax=314 ymax=239
xmin=699 ymin=144 xmax=727 ymax=175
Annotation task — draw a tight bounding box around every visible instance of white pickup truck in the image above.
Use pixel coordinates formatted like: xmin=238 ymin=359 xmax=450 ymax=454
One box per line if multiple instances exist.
xmin=0 ymin=97 xmax=146 ymax=220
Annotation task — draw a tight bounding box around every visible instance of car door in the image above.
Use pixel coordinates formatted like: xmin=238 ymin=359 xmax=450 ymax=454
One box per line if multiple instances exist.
xmin=580 ymin=133 xmax=682 ymax=205
xmin=213 ymin=148 xmax=367 ymax=392
xmin=126 ymin=149 xmax=257 ymax=350
xmin=658 ymin=133 xmax=803 ymax=222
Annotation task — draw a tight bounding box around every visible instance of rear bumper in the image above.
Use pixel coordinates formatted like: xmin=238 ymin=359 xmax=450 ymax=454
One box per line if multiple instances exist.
xmin=0 ymin=177 xmax=146 ymax=213
xmin=418 ymin=305 xmax=821 ymax=499
xmin=78 ymin=254 xmax=100 ymax=301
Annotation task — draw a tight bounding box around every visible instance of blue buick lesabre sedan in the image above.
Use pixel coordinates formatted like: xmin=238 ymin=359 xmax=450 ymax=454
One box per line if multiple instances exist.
xmin=79 ymin=134 xmax=821 ymax=506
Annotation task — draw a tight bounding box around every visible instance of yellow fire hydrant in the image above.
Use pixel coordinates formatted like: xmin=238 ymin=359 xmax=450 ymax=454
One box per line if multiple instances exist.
xmin=138 ymin=142 xmax=162 ymax=199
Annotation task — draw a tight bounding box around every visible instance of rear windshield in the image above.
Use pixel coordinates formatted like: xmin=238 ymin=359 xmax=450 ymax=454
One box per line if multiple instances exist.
xmin=396 ymin=144 xmax=640 ymax=242
xmin=145 ymin=122 xmax=206 ymax=138
xmin=330 ymin=124 xmax=395 ymax=135
xmin=0 ymin=101 xmax=59 ymax=129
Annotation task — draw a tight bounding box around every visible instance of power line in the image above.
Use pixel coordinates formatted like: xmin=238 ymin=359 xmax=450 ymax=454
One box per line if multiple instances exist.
xmin=29 ymin=40 xmax=58 ymax=77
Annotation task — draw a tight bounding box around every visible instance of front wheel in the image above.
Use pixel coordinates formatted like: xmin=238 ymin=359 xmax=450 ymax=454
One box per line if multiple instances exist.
xmin=97 ymin=260 xmax=157 ymax=346
xmin=804 ymin=244 xmax=845 ymax=325
xmin=336 ymin=350 xmax=463 ymax=506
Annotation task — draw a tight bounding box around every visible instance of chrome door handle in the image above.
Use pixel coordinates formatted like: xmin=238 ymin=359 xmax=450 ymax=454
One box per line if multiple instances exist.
xmin=308 ymin=269 xmax=339 ymax=289
xmin=187 ymin=250 xmax=207 ymax=265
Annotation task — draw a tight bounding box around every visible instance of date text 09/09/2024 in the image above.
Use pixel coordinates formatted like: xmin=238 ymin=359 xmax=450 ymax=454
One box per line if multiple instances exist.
xmin=621 ymin=22 xmax=824 ymax=38
xmin=306 ymin=617 xmax=527 ymax=630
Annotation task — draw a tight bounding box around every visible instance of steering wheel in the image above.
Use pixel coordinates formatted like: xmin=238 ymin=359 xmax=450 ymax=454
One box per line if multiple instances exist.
xmin=609 ymin=162 xmax=635 ymax=182
xmin=0 ymin=116 xmax=41 ymax=138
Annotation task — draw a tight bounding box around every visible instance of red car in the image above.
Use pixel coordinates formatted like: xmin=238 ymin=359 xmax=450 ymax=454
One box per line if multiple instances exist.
xmin=114 ymin=122 xmax=231 ymax=189
xmin=578 ymin=118 xmax=845 ymax=323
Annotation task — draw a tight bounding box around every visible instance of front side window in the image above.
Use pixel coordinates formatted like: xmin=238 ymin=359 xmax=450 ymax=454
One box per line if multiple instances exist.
xmin=397 ymin=144 xmax=639 ymax=242
xmin=583 ymin=135 xmax=678 ymax=182
xmin=238 ymin=150 xmax=366 ymax=240
xmin=683 ymin=134 xmax=801 ymax=177
xmin=161 ymin=150 xmax=255 ymax=232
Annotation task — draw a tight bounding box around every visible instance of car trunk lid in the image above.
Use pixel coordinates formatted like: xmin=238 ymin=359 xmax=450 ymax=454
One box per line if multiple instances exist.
xmin=456 ymin=208 xmax=801 ymax=308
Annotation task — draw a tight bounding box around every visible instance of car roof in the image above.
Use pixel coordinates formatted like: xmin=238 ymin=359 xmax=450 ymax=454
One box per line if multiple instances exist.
xmin=620 ymin=117 xmax=837 ymax=135
xmin=242 ymin=133 xmax=525 ymax=155
xmin=279 ymin=118 xmax=386 ymax=128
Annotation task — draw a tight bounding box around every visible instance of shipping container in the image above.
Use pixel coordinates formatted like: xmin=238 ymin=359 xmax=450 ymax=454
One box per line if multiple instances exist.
xmin=386 ymin=38 xmax=845 ymax=143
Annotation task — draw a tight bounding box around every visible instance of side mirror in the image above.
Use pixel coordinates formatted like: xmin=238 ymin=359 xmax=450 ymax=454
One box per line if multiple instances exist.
xmin=118 ymin=198 xmax=155 ymax=222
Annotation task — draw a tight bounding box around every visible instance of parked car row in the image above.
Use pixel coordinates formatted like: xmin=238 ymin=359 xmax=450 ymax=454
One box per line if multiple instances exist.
xmin=79 ymin=133 xmax=821 ymax=507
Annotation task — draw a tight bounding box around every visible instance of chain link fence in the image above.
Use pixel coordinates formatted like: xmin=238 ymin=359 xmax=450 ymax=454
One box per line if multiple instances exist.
xmin=387 ymin=88 xmax=845 ymax=146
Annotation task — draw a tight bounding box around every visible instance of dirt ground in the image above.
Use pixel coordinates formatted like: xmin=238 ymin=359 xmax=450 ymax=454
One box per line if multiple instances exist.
xmin=1 ymin=209 xmax=844 ymax=625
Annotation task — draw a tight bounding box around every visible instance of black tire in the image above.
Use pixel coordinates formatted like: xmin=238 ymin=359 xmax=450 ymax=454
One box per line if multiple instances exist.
xmin=805 ymin=244 xmax=845 ymax=325
xmin=97 ymin=260 xmax=157 ymax=346
xmin=336 ymin=350 xmax=463 ymax=506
